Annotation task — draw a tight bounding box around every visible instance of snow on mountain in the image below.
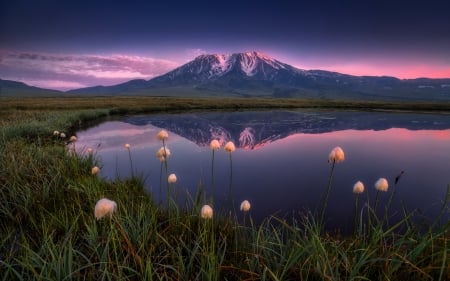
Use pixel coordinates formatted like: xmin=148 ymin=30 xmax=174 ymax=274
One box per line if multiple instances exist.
xmin=151 ymin=51 xmax=302 ymax=84
xmin=210 ymin=54 xmax=233 ymax=77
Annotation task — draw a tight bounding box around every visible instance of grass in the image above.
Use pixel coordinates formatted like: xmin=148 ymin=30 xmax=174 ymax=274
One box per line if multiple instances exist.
xmin=0 ymin=96 xmax=449 ymax=280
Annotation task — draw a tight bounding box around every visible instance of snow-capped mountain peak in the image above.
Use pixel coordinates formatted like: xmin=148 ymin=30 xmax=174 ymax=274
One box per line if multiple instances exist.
xmin=186 ymin=51 xmax=296 ymax=79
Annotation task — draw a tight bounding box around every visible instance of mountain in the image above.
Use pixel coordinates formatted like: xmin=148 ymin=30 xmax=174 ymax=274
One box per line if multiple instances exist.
xmin=67 ymin=51 xmax=450 ymax=100
xmin=0 ymin=78 xmax=62 ymax=97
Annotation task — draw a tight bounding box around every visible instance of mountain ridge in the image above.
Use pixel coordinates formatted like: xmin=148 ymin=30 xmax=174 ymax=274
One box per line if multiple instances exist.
xmin=0 ymin=78 xmax=62 ymax=97
xmin=2 ymin=51 xmax=450 ymax=100
xmin=67 ymin=51 xmax=450 ymax=100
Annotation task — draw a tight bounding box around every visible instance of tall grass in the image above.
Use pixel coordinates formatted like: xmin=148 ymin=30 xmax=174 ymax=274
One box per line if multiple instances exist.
xmin=0 ymin=98 xmax=448 ymax=280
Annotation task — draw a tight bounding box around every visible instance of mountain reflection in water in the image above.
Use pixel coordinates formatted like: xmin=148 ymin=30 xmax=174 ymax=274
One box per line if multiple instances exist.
xmin=75 ymin=110 xmax=450 ymax=232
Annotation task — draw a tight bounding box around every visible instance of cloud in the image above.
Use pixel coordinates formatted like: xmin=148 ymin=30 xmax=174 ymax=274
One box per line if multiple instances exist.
xmin=25 ymin=79 xmax=88 ymax=90
xmin=185 ymin=48 xmax=208 ymax=60
xmin=0 ymin=50 xmax=180 ymax=91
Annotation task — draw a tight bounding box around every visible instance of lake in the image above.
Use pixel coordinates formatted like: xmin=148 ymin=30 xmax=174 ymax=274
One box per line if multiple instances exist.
xmin=74 ymin=110 xmax=450 ymax=232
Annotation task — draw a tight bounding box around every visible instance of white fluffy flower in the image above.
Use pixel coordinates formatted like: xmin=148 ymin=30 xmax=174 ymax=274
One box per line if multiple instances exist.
xmin=240 ymin=200 xmax=251 ymax=212
xmin=210 ymin=139 xmax=220 ymax=150
xmin=94 ymin=198 xmax=117 ymax=220
xmin=200 ymin=204 xmax=213 ymax=219
xmin=224 ymin=141 xmax=236 ymax=153
xmin=125 ymin=143 xmax=131 ymax=149
xmin=157 ymin=130 xmax=169 ymax=141
xmin=353 ymin=181 xmax=365 ymax=194
xmin=91 ymin=166 xmax=100 ymax=175
xmin=328 ymin=146 xmax=345 ymax=163
xmin=168 ymin=173 xmax=177 ymax=183
xmin=375 ymin=178 xmax=389 ymax=192
xmin=156 ymin=147 xmax=171 ymax=162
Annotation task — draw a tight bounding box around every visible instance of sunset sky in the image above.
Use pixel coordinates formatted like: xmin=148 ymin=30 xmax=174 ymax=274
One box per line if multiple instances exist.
xmin=1 ymin=0 xmax=449 ymax=91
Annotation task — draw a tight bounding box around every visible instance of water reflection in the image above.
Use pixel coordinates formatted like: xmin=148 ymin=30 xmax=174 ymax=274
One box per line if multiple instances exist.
xmin=75 ymin=110 xmax=450 ymax=232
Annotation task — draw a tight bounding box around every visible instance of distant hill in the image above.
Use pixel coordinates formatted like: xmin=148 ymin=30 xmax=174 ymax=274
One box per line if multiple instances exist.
xmin=0 ymin=79 xmax=62 ymax=97
xmin=68 ymin=51 xmax=450 ymax=101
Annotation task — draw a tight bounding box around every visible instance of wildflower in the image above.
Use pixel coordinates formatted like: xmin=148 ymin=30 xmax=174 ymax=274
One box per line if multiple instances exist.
xmin=94 ymin=198 xmax=117 ymax=220
xmin=157 ymin=130 xmax=169 ymax=141
xmin=168 ymin=173 xmax=177 ymax=183
xmin=156 ymin=146 xmax=171 ymax=162
xmin=375 ymin=178 xmax=389 ymax=192
xmin=125 ymin=143 xmax=131 ymax=149
xmin=91 ymin=166 xmax=100 ymax=175
xmin=69 ymin=135 xmax=77 ymax=142
xmin=210 ymin=139 xmax=220 ymax=150
xmin=224 ymin=141 xmax=236 ymax=153
xmin=53 ymin=130 xmax=60 ymax=136
xmin=200 ymin=204 xmax=213 ymax=219
xmin=240 ymin=200 xmax=251 ymax=212
xmin=87 ymin=147 xmax=94 ymax=155
xmin=328 ymin=146 xmax=345 ymax=163
xmin=353 ymin=181 xmax=365 ymax=194
xmin=59 ymin=132 xmax=66 ymax=138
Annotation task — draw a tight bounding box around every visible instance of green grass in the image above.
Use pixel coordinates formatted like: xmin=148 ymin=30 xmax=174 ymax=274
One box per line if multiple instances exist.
xmin=0 ymin=96 xmax=449 ymax=280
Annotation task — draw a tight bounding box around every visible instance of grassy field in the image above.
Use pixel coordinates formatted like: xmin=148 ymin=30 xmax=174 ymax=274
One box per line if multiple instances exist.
xmin=2 ymin=96 xmax=450 ymax=112
xmin=0 ymin=96 xmax=449 ymax=280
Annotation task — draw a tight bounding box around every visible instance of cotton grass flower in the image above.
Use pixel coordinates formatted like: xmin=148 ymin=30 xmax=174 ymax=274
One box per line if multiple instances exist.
xmin=353 ymin=181 xmax=365 ymax=194
xmin=352 ymin=181 xmax=364 ymax=234
xmin=91 ymin=166 xmax=100 ymax=175
xmin=200 ymin=204 xmax=213 ymax=219
xmin=240 ymin=200 xmax=251 ymax=212
xmin=94 ymin=198 xmax=117 ymax=220
xmin=209 ymin=139 xmax=221 ymax=202
xmin=87 ymin=147 xmax=94 ymax=155
xmin=168 ymin=173 xmax=177 ymax=183
xmin=157 ymin=130 xmax=169 ymax=141
xmin=210 ymin=139 xmax=220 ymax=150
xmin=328 ymin=146 xmax=345 ymax=163
xmin=69 ymin=135 xmax=77 ymax=142
xmin=224 ymin=141 xmax=236 ymax=208
xmin=373 ymin=177 xmax=389 ymax=216
xmin=320 ymin=146 xmax=345 ymax=226
xmin=125 ymin=143 xmax=131 ymax=149
xmin=224 ymin=141 xmax=236 ymax=153
xmin=53 ymin=130 xmax=60 ymax=136
xmin=375 ymin=178 xmax=389 ymax=192
xmin=156 ymin=146 xmax=171 ymax=162
xmin=59 ymin=132 xmax=66 ymax=138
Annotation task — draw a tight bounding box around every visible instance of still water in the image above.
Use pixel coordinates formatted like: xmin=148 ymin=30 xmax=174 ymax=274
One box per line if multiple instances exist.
xmin=75 ymin=110 xmax=450 ymax=231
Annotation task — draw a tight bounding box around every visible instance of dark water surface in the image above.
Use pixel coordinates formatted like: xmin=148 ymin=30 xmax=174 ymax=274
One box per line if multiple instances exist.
xmin=75 ymin=110 xmax=450 ymax=232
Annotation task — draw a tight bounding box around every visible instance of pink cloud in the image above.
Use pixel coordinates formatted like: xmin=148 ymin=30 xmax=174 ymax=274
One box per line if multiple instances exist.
xmin=0 ymin=50 xmax=180 ymax=90
xmin=293 ymin=55 xmax=450 ymax=79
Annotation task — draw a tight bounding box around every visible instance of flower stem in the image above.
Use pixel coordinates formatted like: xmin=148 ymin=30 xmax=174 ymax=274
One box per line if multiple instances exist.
xmin=127 ymin=148 xmax=134 ymax=177
xmin=228 ymin=152 xmax=234 ymax=214
xmin=354 ymin=194 xmax=359 ymax=235
xmin=320 ymin=159 xmax=335 ymax=227
xmin=383 ymin=182 xmax=398 ymax=227
xmin=211 ymin=150 xmax=215 ymax=204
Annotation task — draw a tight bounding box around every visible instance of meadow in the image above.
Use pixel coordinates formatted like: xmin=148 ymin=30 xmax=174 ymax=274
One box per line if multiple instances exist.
xmin=0 ymin=96 xmax=449 ymax=280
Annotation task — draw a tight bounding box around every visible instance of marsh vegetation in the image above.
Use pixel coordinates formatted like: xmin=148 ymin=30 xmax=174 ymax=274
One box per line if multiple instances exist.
xmin=0 ymin=97 xmax=448 ymax=280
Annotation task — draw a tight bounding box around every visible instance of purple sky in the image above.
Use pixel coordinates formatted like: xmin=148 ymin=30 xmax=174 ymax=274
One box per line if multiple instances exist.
xmin=1 ymin=0 xmax=450 ymax=91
